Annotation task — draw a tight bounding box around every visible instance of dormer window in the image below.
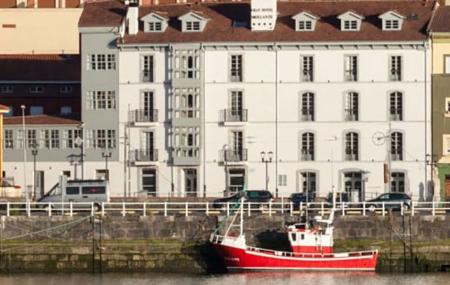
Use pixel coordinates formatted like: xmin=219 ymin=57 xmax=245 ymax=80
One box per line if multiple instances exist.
xmin=338 ymin=11 xmax=364 ymax=32
xmin=292 ymin=12 xmax=319 ymax=32
xmin=379 ymin=11 xmax=405 ymax=31
xmin=141 ymin=12 xmax=169 ymax=33
xmin=186 ymin=21 xmax=200 ymax=32
xmin=148 ymin=22 xmax=162 ymax=32
xmin=179 ymin=11 xmax=209 ymax=33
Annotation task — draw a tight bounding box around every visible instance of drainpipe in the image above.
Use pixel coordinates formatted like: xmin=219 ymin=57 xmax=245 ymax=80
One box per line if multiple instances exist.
xmin=274 ymin=43 xmax=279 ymax=198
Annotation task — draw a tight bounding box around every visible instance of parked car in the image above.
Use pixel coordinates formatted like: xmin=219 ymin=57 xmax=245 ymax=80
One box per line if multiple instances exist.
xmin=365 ymin=192 xmax=411 ymax=212
xmin=212 ymin=190 xmax=273 ymax=209
xmin=288 ymin=193 xmax=314 ymax=209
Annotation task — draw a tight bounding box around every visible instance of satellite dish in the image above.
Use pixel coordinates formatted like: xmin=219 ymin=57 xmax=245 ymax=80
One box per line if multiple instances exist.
xmin=372 ymin=132 xmax=386 ymax=146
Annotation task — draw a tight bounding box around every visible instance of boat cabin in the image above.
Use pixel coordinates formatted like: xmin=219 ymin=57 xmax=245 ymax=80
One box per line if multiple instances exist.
xmin=287 ymin=221 xmax=334 ymax=254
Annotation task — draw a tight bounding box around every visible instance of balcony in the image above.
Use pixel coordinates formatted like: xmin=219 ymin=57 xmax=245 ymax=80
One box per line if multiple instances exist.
xmin=220 ymin=148 xmax=248 ymax=163
xmin=129 ymin=109 xmax=158 ymax=126
xmin=129 ymin=149 xmax=158 ymax=165
xmin=220 ymin=109 xmax=248 ymax=125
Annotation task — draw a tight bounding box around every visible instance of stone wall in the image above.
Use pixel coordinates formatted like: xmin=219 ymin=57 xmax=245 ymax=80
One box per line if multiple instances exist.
xmin=0 ymin=214 xmax=449 ymax=273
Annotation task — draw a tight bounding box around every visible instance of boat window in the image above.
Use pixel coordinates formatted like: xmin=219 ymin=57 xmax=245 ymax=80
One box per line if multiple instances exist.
xmin=82 ymin=186 xmax=106 ymax=195
xmin=66 ymin=187 xmax=79 ymax=195
xmin=291 ymin=232 xmax=296 ymax=242
xmin=301 ymin=234 xmax=304 ymax=240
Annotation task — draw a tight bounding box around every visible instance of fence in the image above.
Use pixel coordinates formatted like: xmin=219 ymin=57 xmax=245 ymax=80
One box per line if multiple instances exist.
xmin=0 ymin=201 xmax=449 ymax=217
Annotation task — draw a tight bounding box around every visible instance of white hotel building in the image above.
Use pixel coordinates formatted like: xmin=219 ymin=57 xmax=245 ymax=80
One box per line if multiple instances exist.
xmin=14 ymin=0 xmax=431 ymax=200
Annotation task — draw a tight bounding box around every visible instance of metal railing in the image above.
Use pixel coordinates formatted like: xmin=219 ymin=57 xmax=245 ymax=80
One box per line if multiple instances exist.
xmin=129 ymin=109 xmax=158 ymax=123
xmin=219 ymin=149 xmax=248 ymax=162
xmin=0 ymin=201 xmax=448 ymax=217
xmin=221 ymin=109 xmax=248 ymax=123
xmin=129 ymin=149 xmax=158 ymax=162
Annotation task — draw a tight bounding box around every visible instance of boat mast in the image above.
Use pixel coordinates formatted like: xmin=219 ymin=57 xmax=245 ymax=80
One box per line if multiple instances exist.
xmin=240 ymin=197 xmax=244 ymax=236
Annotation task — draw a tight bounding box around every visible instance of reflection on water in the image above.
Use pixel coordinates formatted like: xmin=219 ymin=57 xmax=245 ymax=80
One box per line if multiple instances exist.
xmin=0 ymin=272 xmax=449 ymax=285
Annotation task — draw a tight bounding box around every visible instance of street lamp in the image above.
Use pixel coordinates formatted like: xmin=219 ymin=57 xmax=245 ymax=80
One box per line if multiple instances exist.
xmin=260 ymin=151 xmax=273 ymax=191
xmin=67 ymin=154 xmax=79 ymax=180
xmin=223 ymin=144 xmax=229 ymax=196
xmin=20 ymin=105 xmax=28 ymax=202
xmin=76 ymin=122 xmax=84 ymax=180
xmin=31 ymin=142 xmax=38 ymax=201
xmin=102 ymin=149 xmax=112 ymax=181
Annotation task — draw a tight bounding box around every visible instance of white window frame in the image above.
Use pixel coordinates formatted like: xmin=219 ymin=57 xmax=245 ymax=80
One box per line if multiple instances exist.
xmin=344 ymin=55 xmax=358 ymax=82
xmin=389 ymin=55 xmax=402 ymax=81
xmin=300 ymin=56 xmax=314 ymax=82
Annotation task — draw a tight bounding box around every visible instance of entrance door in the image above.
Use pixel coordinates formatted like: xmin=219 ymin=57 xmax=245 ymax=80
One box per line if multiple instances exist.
xmin=445 ymin=175 xmax=450 ymax=201
xmin=299 ymin=172 xmax=317 ymax=200
xmin=35 ymin=171 xmax=45 ymax=199
xmin=343 ymin=172 xmax=362 ymax=202
xmin=228 ymin=168 xmax=245 ymax=194
xmin=185 ymin=169 xmax=197 ymax=197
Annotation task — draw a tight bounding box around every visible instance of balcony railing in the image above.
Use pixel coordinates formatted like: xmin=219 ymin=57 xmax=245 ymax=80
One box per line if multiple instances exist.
xmin=129 ymin=109 xmax=158 ymax=123
xmin=221 ymin=109 xmax=248 ymax=123
xmin=130 ymin=149 xmax=158 ymax=162
xmin=220 ymin=149 xmax=248 ymax=162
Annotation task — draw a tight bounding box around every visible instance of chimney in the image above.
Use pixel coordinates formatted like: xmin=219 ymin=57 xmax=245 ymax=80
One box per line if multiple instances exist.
xmin=250 ymin=0 xmax=277 ymax=31
xmin=126 ymin=1 xmax=139 ymax=35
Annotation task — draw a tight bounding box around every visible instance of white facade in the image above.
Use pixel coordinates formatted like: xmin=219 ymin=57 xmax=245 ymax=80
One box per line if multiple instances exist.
xmin=114 ymin=41 xmax=431 ymax=200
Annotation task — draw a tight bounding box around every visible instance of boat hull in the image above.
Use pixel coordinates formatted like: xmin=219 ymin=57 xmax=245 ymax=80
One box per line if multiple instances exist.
xmin=212 ymin=243 xmax=378 ymax=271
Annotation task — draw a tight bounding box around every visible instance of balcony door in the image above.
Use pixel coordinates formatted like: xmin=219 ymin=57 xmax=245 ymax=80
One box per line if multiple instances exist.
xmin=142 ymin=131 xmax=154 ymax=161
xmin=343 ymin=172 xmax=363 ymax=202
xmin=231 ymin=131 xmax=243 ymax=160
xmin=142 ymin=91 xmax=154 ymax=121
xmin=230 ymin=91 xmax=243 ymax=121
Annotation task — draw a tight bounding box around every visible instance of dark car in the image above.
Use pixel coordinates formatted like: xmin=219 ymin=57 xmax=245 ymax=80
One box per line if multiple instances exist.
xmin=365 ymin=192 xmax=411 ymax=211
xmin=288 ymin=193 xmax=314 ymax=209
xmin=212 ymin=190 xmax=273 ymax=209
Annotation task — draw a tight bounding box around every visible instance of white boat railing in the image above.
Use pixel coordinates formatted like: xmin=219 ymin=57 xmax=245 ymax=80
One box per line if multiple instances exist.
xmin=0 ymin=201 xmax=448 ymax=217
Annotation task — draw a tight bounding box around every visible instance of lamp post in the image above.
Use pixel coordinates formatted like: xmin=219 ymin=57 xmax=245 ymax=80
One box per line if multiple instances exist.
xmin=76 ymin=122 xmax=84 ymax=180
xmin=102 ymin=149 xmax=112 ymax=181
xmin=260 ymin=151 xmax=273 ymax=191
xmin=20 ymin=105 xmax=28 ymax=202
xmin=67 ymin=154 xmax=79 ymax=180
xmin=223 ymin=144 xmax=229 ymax=196
xmin=31 ymin=143 xmax=38 ymax=201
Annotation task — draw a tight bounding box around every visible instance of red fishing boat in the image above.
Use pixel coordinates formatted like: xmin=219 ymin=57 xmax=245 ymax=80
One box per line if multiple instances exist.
xmin=210 ymin=201 xmax=378 ymax=271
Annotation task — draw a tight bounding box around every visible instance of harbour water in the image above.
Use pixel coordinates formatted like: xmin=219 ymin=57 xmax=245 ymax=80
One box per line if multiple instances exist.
xmin=0 ymin=272 xmax=449 ymax=285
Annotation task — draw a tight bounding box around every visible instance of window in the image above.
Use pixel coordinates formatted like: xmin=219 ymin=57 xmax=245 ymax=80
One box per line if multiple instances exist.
xmin=301 ymin=132 xmax=314 ymax=161
xmin=30 ymin=106 xmax=43 ymax=115
xmin=65 ymin=129 xmax=82 ymax=149
xmin=278 ymin=174 xmax=287 ymax=186
xmin=173 ymin=88 xmax=200 ymax=119
xmin=345 ymin=132 xmax=359 ymax=161
xmin=142 ymin=168 xmax=157 ymax=196
xmin=173 ymin=50 xmax=200 ymax=80
xmin=301 ymin=172 xmax=316 ymax=199
xmin=88 ymin=54 xmax=116 ymax=70
xmin=344 ymin=55 xmax=358 ymax=81
xmin=343 ymin=20 xmax=358 ymax=31
xmin=390 ymin=92 xmax=403 ymax=121
xmin=391 ymin=132 xmax=403 ymax=161
xmin=87 ymin=91 xmax=116 ymax=110
xmin=96 ymin=169 xmax=109 ymax=180
xmin=27 ymin=129 xmax=38 ymax=148
xmin=148 ymin=21 xmax=162 ymax=31
xmin=186 ymin=21 xmax=200 ymax=31
xmin=142 ymin=55 xmax=154 ymax=82
xmin=228 ymin=168 xmax=245 ymax=194
xmin=385 ymin=20 xmax=400 ymax=30
xmin=231 ymin=130 xmax=244 ymax=161
xmin=29 ymin=86 xmax=44 ymax=94
xmin=301 ymin=92 xmax=314 ymax=121
xmin=391 ymin=172 xmax=405 ymax=193
xmin=4 ymin=130 xmax=13 ymax=149
xmin=60 ymin=106 xmax=72 ymax=115
xmin=301 ymin=56 xmax=314 ymax=82
xmin=51 ymin=130 xmax=60 ymax=149
xmin=66 ymin=187 xmax=79 ymax=195
xmin=82 ymin=186 xmax=106 ymax=195
xmin=42 ymin=130 xmax=59 ymax=149
xmin=445 ymin=55 xmax=450 ymax=74
xmin=59 ymin=86 xmax=72 ymax=94
xmin=344 ymin=92 xmax=358 ymax=121
xmin=389 ymin=56 xmax=402 ymax=81
xmin=0 ymin=85 xmax=13 ymax=93
xmin=228 ymin=90 xmax=245 ymax=122
xmin=230 ymin=54 xmax=243 ymax=82
xmin=94 ymin=129 xmax=116 ymax=149
xmin=298 ymin=21 xmax=312 ymax=31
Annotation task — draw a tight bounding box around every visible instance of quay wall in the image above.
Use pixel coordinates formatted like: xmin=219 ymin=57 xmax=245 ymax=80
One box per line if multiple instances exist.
xmin=0 ymin=214 xmax=449 ymax=273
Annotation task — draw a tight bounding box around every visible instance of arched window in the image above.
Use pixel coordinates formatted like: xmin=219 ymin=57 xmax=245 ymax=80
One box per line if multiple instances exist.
xmin=391 ymin=132 xmax=403 ymax=161
xmin=345 ymin=132 xmax=359 ymax=161
xmin=344 ymin=92 xmax=358 ymax=121
xmin=301 ymin=132 xmax=314 ymax=161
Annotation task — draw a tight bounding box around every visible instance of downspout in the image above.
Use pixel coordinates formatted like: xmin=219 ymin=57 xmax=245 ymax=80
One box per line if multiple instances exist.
xmin=201 ymin=43 xmax=206 ymax=198
xmin=274 ymin=43 xmax=279 ymax=198
xmin=424 ymin=40 xmax=429 ymax=201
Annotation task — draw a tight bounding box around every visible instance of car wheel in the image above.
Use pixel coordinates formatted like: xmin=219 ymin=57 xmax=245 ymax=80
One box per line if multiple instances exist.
xmin=368 ymin=205 xmax=376 ymax=212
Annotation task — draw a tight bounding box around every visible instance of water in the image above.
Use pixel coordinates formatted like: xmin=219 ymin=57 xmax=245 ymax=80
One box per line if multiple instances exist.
xmin=0 ymin=272 xmax=449 ymax=285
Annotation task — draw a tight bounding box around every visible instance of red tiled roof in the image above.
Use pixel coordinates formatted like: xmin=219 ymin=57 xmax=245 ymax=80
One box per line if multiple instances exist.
xmin=0 ymin=54 xmax=80 ymax=82
xmin=429 ymin=5 xmax=450 ymax=33
xmin=79 ymin=0 xmax=435 ymax=44
xmin=4 ymin=115 xmax=80 ymax=126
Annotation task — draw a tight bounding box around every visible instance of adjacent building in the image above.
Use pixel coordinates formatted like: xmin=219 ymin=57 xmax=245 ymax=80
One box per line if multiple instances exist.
xmin=430 ymin=2 xmax=450 ymax=202
xmin=0 ymin=104 xmax=9 ymax=179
